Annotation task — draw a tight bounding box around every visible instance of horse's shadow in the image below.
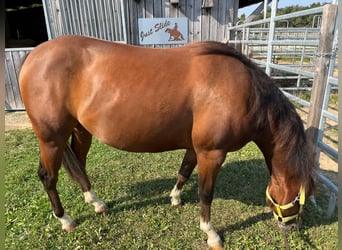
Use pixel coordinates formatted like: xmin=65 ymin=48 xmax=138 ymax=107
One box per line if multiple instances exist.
xmin=100 ymin=159 xmax=336 ymax=232
xmin=105 ymin=159 xmax=268 ymax=212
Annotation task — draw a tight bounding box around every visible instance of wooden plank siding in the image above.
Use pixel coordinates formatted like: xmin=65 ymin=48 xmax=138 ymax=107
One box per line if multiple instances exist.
xmin=5 ymin=49 xmax=32 ymax=110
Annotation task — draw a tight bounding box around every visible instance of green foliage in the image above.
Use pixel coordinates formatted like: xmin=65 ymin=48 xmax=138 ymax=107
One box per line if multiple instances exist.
xmin=5 ymin=130 xmax=337 ymax=249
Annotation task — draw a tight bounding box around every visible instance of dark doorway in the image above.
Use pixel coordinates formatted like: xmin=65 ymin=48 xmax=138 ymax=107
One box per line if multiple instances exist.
xmin=5 ymin=0 xmax=48 ymax=48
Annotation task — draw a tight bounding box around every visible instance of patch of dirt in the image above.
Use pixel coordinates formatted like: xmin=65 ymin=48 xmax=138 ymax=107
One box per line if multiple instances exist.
xmin=5 ymin=111 xmax=32 ymax=131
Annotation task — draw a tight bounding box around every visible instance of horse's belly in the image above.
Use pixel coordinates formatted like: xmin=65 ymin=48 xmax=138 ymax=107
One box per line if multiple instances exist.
xmin=97 ymin=128 xmax=192 ymax=153
xmin=79 ymin=109 xmax=193 ymax=153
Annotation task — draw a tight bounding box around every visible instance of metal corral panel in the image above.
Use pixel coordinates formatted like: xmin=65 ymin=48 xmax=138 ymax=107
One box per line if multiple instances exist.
xmin=5 ymin=48 xmax=32 ymax=111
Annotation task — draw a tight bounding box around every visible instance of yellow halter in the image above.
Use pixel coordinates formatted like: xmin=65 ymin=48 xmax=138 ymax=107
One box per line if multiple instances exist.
xmin=266 ymin=185 xmax=305 ymax=223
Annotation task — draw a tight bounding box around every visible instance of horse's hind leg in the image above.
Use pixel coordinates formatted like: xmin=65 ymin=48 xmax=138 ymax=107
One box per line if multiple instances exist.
xmin=38 ymin=138 xmax=77 ymax=232
xmin=65 ymin=123 xmax=108 ymax=213
xmin=170 ymin=149 xmax=197 ymax=206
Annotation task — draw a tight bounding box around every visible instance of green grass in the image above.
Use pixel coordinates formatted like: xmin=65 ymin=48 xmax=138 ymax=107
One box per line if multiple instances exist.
xmin=5 ymin=130 xmax=337 ymax=249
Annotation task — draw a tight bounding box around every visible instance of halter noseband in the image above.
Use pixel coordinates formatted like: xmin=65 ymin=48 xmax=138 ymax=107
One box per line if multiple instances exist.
xmin=266 ymin=185 xmax=305 ymax=224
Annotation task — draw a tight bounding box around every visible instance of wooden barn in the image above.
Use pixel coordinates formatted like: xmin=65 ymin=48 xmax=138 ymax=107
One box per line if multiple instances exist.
xmin=5 ymin=0 xmax=262 ymax=110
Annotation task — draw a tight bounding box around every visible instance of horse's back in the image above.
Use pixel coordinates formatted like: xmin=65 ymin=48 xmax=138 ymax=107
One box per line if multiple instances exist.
xmin=19 ymin=36 xmax=255 ymax=152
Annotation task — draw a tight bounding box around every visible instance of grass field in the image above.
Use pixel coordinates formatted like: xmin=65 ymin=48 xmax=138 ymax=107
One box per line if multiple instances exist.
xmin=5 ymin=130 xmax=337 ymax=249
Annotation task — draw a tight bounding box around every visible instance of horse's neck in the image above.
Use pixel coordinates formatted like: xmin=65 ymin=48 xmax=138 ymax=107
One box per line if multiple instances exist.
xmin=254 ymin=129 xmax=288 ymax=180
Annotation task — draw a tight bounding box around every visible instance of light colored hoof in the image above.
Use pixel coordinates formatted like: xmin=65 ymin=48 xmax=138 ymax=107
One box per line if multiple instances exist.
xmin=208 ymin=237 xmax=223 ymax=250
xmin=84 ymin=189 xmax=108 ymax=213
xmin=170 ymin=197 xmax=182 ymax=206
xmin=210 ymin=244 xmax=224 ymax=250
xmin=209 ymin=242 xmax=224 ymax=250
xmin=95 ymin=203 xmax=109 ymax=214
xmin=170 ymin=187 xmax=182 ymax=206
xmin=54 ymin=213 xmax=77 ymax=232
xmin=63 ymin=221 xmax=77 ymax=232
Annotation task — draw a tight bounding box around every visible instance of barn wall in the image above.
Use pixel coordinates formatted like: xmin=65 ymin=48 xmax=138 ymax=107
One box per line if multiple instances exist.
xmin=44 ymin=0 xmax=127 ymax=42
xmin=5 ymin=49 xmax=32 ymax=111
xmin=126 ymin=0 xmax=238 ymax=46
xmin=43 ymin=0 xmax=238 ymax=45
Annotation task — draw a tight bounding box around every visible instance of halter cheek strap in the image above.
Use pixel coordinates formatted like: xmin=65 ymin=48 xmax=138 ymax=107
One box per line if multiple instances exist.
xmin=266 ymin=185 xmax=305 ymax=223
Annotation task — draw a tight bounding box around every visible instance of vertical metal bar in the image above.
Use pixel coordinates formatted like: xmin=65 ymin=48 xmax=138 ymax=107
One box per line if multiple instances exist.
xmin=326 ymin=192 xmax=337 ymax=217
xmin=265 ymin=0 xmax=278 ymax=75
xmin=263 ymin=0 xmax=268 ymax=21
xmin=245 ymin=27 xmax=250 ymax=56
xmin=120 ymin=0 xmax=127 ymax=43
xmin=42 ymin=0 xmax=52 ymax=39
xmin=241 ymin=26 xmax=246 ymax=54
xmin=327 ymin=11 xmax=338 ymax=79
xmin=234 ymin=30 xmax=239 ymax=50
xmin=297 ymin=29 xmax=308 ymax=87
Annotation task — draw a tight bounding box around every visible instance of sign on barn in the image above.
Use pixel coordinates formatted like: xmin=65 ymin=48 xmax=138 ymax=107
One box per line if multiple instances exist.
xmin=138 ymin=18 xmax=188 ymax=45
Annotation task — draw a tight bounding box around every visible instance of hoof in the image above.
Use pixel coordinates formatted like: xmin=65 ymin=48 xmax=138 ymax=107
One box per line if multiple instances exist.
xmin=54 ymin=213 xmax=77 ymax=233
xmin=210 ymin=244 xmax=224 ymax=250
xmin=171 ymin=200 xmax=183 ymax=207
xmin=170 ymin=197 xmax=182 ymax=206
xmin=208 ymin=237 xmax=223 ymax=250
xmin=170 ymin=187 xmax=181 ymax=206
xmin=95 ymin=203 xmax=109 ymax=214
xmin=63 ymin=221 xmax=77 ymax=232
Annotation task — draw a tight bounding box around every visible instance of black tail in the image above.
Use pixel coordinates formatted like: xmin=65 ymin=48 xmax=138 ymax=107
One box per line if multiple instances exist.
xmin=62 ymin=144 xmax=88 ymax=185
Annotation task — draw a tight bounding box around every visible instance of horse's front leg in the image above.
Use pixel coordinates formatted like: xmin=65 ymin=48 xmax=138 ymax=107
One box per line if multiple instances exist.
xmin=170 ymin=149 xmax=197 ymax=206
xmin=197 ymin=150 xmax=225 ymax=250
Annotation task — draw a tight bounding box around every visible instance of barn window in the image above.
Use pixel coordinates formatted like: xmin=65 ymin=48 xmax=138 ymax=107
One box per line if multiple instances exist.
xmin=5 ymin=0 xmax=48 ymax=48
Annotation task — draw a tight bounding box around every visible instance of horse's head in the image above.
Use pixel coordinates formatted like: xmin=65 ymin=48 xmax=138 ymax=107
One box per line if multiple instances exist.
xmin=265 ymin=153 xmax=316 ymax=232
xmin=266 ymin=182 xmax=306 ymax=231
xmin=165 ymin=28 xmax=170 ymax=32
xmin=254 ymin=88 xmax=318 ymax=232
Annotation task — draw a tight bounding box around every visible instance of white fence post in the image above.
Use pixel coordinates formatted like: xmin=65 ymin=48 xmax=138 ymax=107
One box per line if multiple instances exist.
xmin=265 ymin=0 xmax=278 ymax=75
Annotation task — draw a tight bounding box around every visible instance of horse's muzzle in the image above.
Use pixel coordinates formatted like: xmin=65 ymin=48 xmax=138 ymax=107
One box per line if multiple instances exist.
xmin=266 ymin=185 xmax=306 ymax=230
xmin=277 ymin=216 xmax=302 ymax=232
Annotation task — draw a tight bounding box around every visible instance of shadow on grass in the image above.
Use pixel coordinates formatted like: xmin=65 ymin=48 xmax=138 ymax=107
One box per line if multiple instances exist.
xmin=104 ymin=159 xmax=269 ymax=212
xmin=101 ymin=159 xmax=337 ymax=231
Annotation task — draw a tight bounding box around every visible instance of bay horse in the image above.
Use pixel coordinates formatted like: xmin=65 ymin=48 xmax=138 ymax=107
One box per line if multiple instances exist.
xmin=19 ymin=35 xmax=317 ymax=249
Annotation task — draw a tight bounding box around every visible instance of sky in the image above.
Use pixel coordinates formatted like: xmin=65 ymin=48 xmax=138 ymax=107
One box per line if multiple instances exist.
xmin=238 ymin=0 xmax=333 ymax=17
